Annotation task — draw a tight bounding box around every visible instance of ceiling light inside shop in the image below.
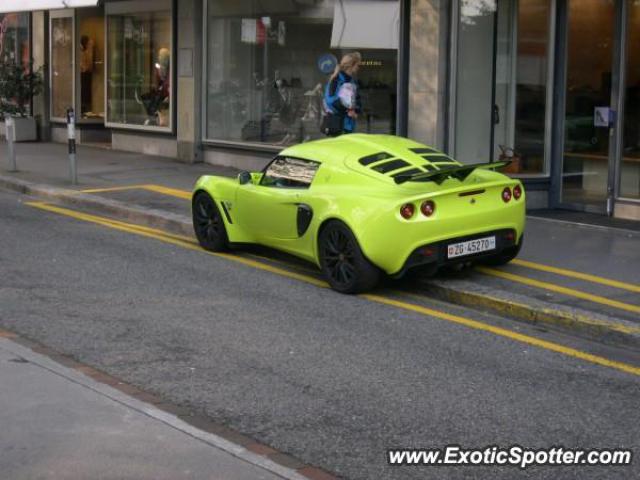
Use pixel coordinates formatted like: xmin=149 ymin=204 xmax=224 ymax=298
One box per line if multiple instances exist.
xmin=0 ymin=0 xmax=99 ymax=14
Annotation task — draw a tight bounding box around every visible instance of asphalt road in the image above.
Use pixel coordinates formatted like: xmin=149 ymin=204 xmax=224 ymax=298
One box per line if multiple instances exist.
xmin=1 ymin=189 xmax=639 ymax=480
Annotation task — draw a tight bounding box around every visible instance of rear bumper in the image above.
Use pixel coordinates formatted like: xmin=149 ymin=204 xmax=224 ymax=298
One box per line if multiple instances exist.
xmin=392 ymin=229 xmax=519 ymax=277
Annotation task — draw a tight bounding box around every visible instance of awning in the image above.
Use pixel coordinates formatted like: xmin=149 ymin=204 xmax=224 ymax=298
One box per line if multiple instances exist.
xmin=0 ymin=0 xmax=99 ymax=14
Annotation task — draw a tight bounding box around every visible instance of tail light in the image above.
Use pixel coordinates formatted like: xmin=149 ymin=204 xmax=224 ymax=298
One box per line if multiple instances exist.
xmin=400 ymin=203 xmax=415 ymax=219
xmin=420 ymin=200 xmax=436 ymax=217
xmin=513 ymin=184 xmax=522 ymax=200
xmin=502 ymin=187 xmax=512 ymax=203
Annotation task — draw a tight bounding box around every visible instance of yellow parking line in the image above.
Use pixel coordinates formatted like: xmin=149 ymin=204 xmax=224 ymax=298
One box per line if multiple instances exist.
xmin=477 ymin=266 xmax=640 ymax=315
xmin=25 ymin=202 xmax=327 ymax=289
xmin=81 ymin=185 xmax=149 ymax=194
xmin=82 ymin=184 xmax=192 ymax=200
xmin=25 ymin=201 xmax=640 ymax=377
xmin=140 ymin=185 xmax=192 ymax=200
xmin=511 ymin=259 xmax=640 ymax=294
xmin=362 ymin=294 xmax=640 ymax=376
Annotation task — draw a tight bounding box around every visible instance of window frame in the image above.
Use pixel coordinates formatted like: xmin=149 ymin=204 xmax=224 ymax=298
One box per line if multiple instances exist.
xmin=104 ymin=0 xmax=174 ymax=133
xmin=259 ymin=155 xmax=321 ymax=189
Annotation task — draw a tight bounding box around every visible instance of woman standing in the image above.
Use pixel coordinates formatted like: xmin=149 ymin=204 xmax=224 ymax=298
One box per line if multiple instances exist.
xmin=322 ymin=52 xmax=362 ymax=136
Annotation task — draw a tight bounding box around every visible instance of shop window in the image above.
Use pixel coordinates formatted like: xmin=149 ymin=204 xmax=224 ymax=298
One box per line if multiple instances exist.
xmin=0 ymin=13 xmax=30 ymax=65
xmin=51 ymin=13 xmax=74 ymax=121
xmin=106 ymin=0 xmax=172 ymax=131
xmin=204 ymin=0 xmax=399 ymax=146
xmin=452 ymin=0 xmax=553 ymax=175
xmin=77 ymin=7 xmax=105 ymax=121
xmin=0 ymin=12 xmax=31 ymax=115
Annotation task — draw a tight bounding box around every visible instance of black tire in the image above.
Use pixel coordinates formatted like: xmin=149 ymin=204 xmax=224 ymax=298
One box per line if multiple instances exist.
xmin=318 ymin=220 xmax=380 ymax=293
xmin=192 ymin=192 xmax=229 ymax=252
xmin=482 ymin=235 xmax=523 ymax=266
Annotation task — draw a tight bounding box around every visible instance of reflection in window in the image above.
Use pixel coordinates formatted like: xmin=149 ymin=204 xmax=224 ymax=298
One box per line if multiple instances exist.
xmin=0 ymin=13 xmax=30 ymax=65
xmin=0 ymin=13 xmax=31 ymax=115
xmin=205 ymin=0 xmax=399 ymax=146
xmin=107 ymin=6 xmax=172 ymax=129
xmin=51 ymin=16 xmax=74 ymax=120
xmin=262 ymin=157 xmax=320 ymax=188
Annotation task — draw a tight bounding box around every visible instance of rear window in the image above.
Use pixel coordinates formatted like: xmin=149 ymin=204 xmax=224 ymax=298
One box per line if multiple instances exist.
xmin=261 ymin=157 xmax=320 ymax=188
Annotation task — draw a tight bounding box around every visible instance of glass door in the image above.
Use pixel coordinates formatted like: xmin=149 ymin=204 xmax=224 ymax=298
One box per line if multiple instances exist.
xmin=451 ymin=0 xmax=554 ymax=176
xmin=559 ymin=0 xmax=617 ymax=212
xmin=620 ymin=0 xmax=640 ymax=201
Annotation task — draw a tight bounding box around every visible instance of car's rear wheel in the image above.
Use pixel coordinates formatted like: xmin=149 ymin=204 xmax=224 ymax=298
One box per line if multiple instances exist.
xmin=193 ymin=192 xmax=228 ymax=252
xmin=482 ymin=235 xmax=523 ymax=266
xmin=319 ymin=221 xmax=380 ymax=293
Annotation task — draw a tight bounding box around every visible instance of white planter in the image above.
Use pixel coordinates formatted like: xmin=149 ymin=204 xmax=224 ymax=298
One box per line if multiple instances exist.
xmin=2 ymin=117 xmax=37 ymax=142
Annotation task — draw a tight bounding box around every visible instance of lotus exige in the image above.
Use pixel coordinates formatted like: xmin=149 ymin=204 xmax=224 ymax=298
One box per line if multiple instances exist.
xmin=192 ymin=134 xmax=525 ymax=293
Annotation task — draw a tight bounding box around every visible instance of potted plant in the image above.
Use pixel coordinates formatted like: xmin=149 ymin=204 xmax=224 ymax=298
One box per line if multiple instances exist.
xmin=0 ymin=60 xmax=44 ymax=142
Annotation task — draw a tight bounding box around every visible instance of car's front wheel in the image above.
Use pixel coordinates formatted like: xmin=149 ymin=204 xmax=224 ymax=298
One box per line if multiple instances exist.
xmin=193 ymin=192 xmax=229 ymax=251
xmin=318 ymin=220 xmax=380 ymax=294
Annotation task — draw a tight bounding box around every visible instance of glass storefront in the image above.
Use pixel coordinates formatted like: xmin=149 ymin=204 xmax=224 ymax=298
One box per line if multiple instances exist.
xmin=204 ymin=0 xmax=399 ymax=146
xmin=0 ymin=12 xmax=31 ymax=115
xmin=0 ymin=12 xmax=30 ymax=65
xmin=621 ymin=0 xmax=640 ymax=200
xmin=452 ymin=0 xmax=553 ymax=175
xmin=50 ymin=12 xmax=74 ymax=121
xmin=77 ymin=7 xmax=105 ymax=121
xmin=106 ymin=0 xmax=173 ymax=131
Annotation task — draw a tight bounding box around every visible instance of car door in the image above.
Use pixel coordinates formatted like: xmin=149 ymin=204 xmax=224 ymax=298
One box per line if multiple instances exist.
xmin=235 ymin=156 xmax=320 ymax=241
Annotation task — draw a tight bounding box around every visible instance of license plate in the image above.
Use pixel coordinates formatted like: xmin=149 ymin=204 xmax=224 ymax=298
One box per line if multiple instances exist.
xmin=447 ymin=236 xmax=496 ymax=259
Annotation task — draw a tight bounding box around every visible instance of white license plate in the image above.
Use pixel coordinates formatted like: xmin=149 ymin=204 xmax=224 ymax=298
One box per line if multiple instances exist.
xmin=447 ymin=236 xmax=496 ymax=259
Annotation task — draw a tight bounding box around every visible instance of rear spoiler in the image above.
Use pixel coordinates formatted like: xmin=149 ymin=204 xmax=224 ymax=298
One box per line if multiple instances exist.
xmin=393 ymin=161 xmax=512 ymax=185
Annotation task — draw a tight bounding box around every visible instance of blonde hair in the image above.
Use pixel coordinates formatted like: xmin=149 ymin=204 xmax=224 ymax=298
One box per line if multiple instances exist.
xmin=330 ymin=52 xmax=362 ymax=81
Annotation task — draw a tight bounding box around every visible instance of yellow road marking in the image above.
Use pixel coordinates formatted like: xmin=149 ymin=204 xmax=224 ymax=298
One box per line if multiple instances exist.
xmin=82 ymin=184 xmax=192 ymax=200
xmin=362 ymin=294 xmax=640 ymax=376
xmin=511 ymin=259 xmax=640 ymax=294
xmin=26 ymin=201 xmax=640 ymax=377
xmin=477 ymin=266 xmax=640 ymax=315
xmin=81 ymin=185 xmax=148 ymax=194
xmin=25 ymin=202 xmax=327 ymax=288
xmin=141 ymin=185 xmax=191 ymax=200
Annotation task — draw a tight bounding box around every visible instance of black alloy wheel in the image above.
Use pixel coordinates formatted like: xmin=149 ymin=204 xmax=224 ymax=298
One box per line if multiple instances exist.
xmin=319 ymin=221 xmax=380 ymax=293
xmin=192 ymin=192 xmax=229 ymax=252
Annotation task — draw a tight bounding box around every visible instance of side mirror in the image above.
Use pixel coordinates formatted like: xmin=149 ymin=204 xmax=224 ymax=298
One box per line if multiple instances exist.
xmin=238 ymin=171 xmax=252 ymax=185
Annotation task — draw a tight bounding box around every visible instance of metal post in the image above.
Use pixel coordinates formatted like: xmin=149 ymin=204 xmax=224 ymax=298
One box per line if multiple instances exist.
xmin=5 ymin=116 xmax=17 ymax=172
xmin=66 ymin=108 xmax=77 ymax=185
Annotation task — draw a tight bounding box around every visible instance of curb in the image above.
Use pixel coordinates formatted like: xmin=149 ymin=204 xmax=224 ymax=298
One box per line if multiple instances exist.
xmin=0 ymin=328 xmax=341 ymax=480
xmin=0 ymin=175 xmax=192 ymax=237
xmin=421 ymin=279 xmax=640 ymax=350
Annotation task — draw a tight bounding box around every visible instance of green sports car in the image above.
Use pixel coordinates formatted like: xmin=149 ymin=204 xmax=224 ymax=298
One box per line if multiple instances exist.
xmin=192 ymin=134 xmax=525 ymax=293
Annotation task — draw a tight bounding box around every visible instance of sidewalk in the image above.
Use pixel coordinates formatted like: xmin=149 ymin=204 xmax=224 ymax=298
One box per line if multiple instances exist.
xmin=0 ymin=335 xmax=304 ymax=480
xmin=1 ymin=140 xmax=639 ymax=348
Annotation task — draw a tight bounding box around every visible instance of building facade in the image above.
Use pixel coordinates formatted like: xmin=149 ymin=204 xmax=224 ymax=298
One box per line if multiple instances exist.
xmin=1 ymin=0 xmax=639 ymax=220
